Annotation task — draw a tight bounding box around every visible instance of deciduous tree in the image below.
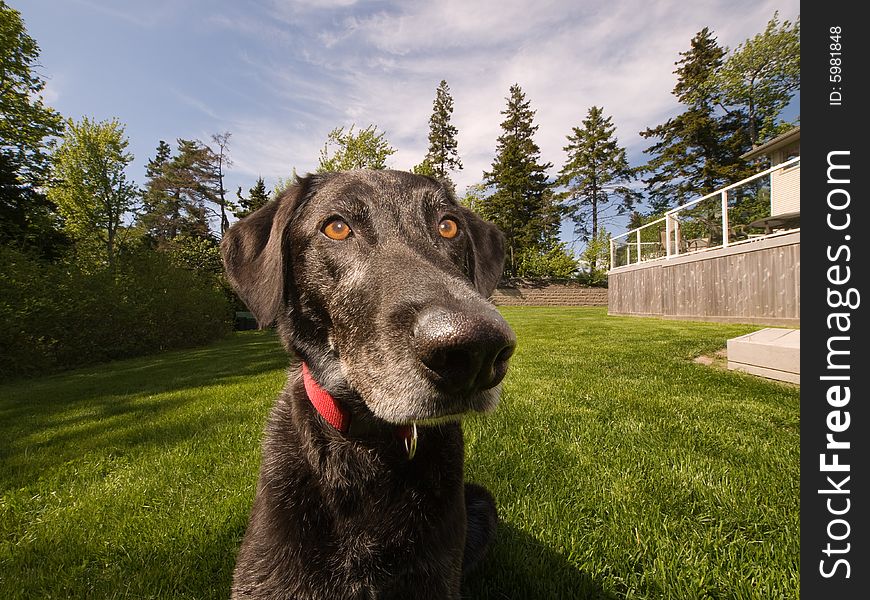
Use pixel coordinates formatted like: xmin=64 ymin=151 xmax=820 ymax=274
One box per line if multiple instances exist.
xmin=459 ymin=182 xmax=488 ymax=211
xmin=0 ymin=1 xmax=64 ymax=253
xmin=47 ymin=117 xmax=138 ymax=268
xmin=317 ymin=124 xmax=396 ymax=172
xmin=410 ymin=157 xmax=436 ymax=178
xmin=713 ymin=12 xmax=800 ymax=147
xmin=579 ymin=227 xmax=610 ymax=285
xmin=207 ymin=132 xmax=233 ymax=234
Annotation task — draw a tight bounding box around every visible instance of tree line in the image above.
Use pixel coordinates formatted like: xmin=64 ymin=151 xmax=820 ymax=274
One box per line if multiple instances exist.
xmin=1 ymin=2 xmax=239 ymax=377
xmin=296 ymin=13 xmax=799 ymax=283
xmin=472 ymin=14 xmax=797 ymax=281
xmin=0 ymin=1 xmax=798 ymax=377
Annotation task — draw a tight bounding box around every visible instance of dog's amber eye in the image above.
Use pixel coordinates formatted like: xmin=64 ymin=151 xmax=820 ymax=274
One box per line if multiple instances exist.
xmin=438 ymin=218 xmax=459 ymax=239
xmin=322 ymin=218 xmax=351 ymax=240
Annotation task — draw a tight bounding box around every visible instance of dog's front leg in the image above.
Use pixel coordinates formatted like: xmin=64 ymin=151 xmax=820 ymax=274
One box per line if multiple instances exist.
xmin=461 ymin=482 xmax=498 ymax=577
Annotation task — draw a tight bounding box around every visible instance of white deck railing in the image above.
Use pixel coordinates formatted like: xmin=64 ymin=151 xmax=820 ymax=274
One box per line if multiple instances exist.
xmin=609 ymin=156 xmax=800 ymax=269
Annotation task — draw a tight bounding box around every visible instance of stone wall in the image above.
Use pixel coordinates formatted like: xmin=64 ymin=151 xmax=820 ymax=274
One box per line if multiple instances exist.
xmin=490 ymin=281 xmax=608 ymax=307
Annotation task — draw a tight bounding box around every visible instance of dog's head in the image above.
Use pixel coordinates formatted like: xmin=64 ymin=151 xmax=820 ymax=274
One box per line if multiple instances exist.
xmin=221 ymin=169 xmax=515 ymax=425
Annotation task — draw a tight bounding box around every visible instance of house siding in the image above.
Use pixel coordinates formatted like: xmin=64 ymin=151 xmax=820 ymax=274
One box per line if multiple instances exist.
xmin=771 ymin=144 xmax=801 ymax=216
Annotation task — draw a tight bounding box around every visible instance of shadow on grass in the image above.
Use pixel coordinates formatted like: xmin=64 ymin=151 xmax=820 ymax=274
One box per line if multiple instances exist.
xmin=0 ymin=331 xmax=289 ymax=490
xmin=3 ymin=330 xmax=288 ymax=402
xmin=3 ymin=329 xmax=615 ymax=598
xmin=6 ymin=505 xmax=249 ymax=600
xmin=463 ymin=523 xmax=616 ymax=599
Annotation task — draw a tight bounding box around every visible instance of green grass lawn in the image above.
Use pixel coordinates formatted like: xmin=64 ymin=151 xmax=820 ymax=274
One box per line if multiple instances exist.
xmin=0 ymin=307 xmax=799 ymax=599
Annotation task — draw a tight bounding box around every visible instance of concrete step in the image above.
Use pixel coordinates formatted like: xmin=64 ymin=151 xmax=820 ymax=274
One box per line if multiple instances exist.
xmin=727 ymin=328 xmax=800 ymax=384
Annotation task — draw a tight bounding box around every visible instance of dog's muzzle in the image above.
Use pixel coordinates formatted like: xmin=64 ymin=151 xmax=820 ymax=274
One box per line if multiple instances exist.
xmin=413 ymin=307 xmax=516 ymax=395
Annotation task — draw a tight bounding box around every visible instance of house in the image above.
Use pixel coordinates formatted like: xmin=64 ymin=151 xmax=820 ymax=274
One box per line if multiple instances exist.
xmin=741 ymin=126 xmax=800 ymax=231
xmin=607 ymin=129 xmax=801 ymax=328
xmin=606 ymin=127 xmax=801 ymax=383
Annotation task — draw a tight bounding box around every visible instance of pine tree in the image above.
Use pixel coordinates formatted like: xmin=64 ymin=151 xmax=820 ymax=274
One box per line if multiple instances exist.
xmin=479 ymin=84 xmax=557 ymax=276
xmin=140 ymin=141 xmax=184 ymax=245
xmin=235 ymin=176 xmax=270 ymax=219
xmin=139 ymin=140 xmax=232 ymax=278
xmin=639 ymin=28 xmax=751 ymax=212
xmin=145 ymin=140 xmax=171 ymax=180
xmin=169 ymin=139 xmax=215 ymax=238
xmin=140 ymin=140 xmax=171 ymax=239
xmin=422 ymin=80 xmax=462 ymax=182
xmin=139 ymin=139 xmax=218 ymax=245
xmin=556 ymin=106 xmax=637 ymax=274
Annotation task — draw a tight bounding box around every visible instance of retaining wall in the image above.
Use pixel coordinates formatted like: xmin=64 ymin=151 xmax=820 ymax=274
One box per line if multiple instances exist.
xmin=491 ymin=282 xmax=608 ymax=307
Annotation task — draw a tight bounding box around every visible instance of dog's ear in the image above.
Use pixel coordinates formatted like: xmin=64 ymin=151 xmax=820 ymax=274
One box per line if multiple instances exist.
xmin=458 ymin=207 xmax=506 ymax=298
xmin=221 ymin=180 xmax=308 ymax=327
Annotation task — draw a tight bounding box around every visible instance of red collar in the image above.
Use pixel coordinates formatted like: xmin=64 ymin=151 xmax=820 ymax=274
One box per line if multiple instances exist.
xmin=301 ymin=362 xmax=417 ymax=459
xmin=301 ymin=362 xmax=351 ymax=433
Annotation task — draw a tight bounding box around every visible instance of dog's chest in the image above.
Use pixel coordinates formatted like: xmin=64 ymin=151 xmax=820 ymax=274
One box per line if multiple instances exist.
xmin=270 ymin=458 xmax=463 ymax=599
xmin=311 ymin=433 xmax=467 ymax=592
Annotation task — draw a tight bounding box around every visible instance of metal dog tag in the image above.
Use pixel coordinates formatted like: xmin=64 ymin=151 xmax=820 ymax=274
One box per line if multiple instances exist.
xmin=404 ymin=422 xmax=418 ymax=460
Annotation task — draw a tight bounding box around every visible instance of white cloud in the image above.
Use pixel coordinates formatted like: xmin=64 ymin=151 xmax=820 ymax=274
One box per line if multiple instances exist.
xmin=216 ymin=0 xmax=798 ymax=200
xmin=46 ymin=0 xmax=794 ymax=238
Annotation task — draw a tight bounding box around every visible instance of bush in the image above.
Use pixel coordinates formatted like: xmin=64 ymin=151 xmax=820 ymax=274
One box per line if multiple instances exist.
xmin=0 ymin=247 xmax=232 ymax=379
xmin=515 ymin=243 xmax=579 ymax=279
xmin=574 ymin=269 xmax=608 ymax=287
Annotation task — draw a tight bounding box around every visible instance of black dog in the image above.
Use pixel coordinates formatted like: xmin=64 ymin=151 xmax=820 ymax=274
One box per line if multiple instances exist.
xmin=221 ymin=169 xmax=516 ymax=599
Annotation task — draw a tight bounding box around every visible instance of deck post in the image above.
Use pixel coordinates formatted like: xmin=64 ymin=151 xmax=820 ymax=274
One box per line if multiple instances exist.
xmin=635 ymin=229 xmax=641 ymax=263
xmin=721 ymin=190 xmax=730 ymax=247
xmin=665 ymin=214 xmax=672 ymax=257
xmin=610 ymin=237 xmax=615 ymax=270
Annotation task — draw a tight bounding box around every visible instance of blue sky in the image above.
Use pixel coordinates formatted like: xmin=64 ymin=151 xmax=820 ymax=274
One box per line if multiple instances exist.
xmin=17 ymin=0 xmax=799 ymax=250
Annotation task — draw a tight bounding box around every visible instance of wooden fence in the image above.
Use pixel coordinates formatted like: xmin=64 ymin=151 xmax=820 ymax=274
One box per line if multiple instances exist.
xmin=607 ymin=230 xmax=799 ymax=327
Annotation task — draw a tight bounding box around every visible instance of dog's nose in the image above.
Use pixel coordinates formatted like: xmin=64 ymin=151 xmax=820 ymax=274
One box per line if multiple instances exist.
xmin=413 ymin=307 xmax=516 ymax=393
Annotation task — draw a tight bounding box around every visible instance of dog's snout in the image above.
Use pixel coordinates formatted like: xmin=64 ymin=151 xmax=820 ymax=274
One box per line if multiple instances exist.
xmin=413 ymin=307 xmax=516 ymax=393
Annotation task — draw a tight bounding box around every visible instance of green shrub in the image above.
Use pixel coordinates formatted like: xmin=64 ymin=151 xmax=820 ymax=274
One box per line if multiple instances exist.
xmin=0 ymin=247 xmax=232 ymax=379
xmin=515 ymin=242 xmax=579 ymax=279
